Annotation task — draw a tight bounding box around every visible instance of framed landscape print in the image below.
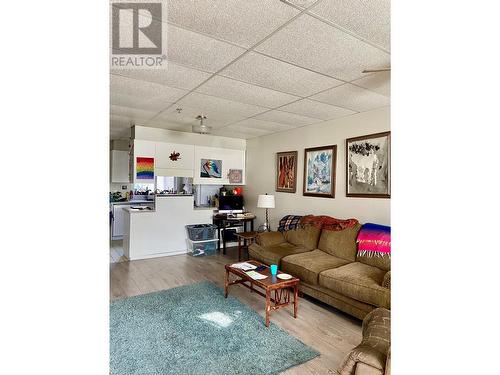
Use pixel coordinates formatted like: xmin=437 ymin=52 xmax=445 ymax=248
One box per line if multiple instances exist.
xmin=346 ymin=131 xmax=390 ymax=198
xmin=276 ymin=151 xmax=298 ymax=193
xmin=303 ymin=145 xmax=337 ymax=198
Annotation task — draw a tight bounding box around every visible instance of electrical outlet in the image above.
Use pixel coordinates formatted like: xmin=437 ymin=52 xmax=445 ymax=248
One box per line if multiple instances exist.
xmin=121 ymin=185 xmax=127 ymax=190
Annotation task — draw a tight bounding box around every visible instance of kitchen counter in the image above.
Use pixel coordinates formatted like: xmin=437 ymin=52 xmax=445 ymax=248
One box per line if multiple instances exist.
xmin=122 ymin=195 xmax=214 ymax=260
xmin=122 ymin=207 xmax=156 ymax=213
xmin=156 ymin=194 xmax=193 ymax=197
xmin=110 ymin=200 xmax=154 ymax=205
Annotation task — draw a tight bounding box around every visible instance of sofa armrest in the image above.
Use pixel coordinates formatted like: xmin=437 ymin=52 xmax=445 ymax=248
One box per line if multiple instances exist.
xmin=339 ymin=344 xmax=386 ymax=375
xmin=256 ymin=231 xmax=286 ymax=247
xmin=382 ymin=271 xmax=390 ymax=289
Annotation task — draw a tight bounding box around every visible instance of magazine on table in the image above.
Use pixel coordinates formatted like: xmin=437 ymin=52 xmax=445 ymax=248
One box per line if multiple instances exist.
xmin=231 ymin=262 xmax=257 ymax=271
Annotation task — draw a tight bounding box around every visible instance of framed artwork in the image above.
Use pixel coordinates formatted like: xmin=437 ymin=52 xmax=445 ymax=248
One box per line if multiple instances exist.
xmin=346 ymin=131 xmax=390 ymax=198
xmin=303 ymin=145 xmax=337 ymax=198
xmin=228 ymin=169 xmax=243 ymax=184
xmin=136 ymin=157 xmax=154 ymax=179
xmin=276 ymin=151 xmax=298 ymax=193
xmin=200 ymin=159 xmax=222 ymax=178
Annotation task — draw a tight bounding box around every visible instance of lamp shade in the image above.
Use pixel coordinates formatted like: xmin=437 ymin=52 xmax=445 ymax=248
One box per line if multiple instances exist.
xmin=257 ymin=194 xmax=275 ymax=209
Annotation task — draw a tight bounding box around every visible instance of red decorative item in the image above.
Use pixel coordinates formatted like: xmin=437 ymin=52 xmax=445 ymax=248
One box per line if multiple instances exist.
xmin=233 ymin=187 xmax=243 ymax=195
xmin=169 ymin=151 xmax=181 ymax=161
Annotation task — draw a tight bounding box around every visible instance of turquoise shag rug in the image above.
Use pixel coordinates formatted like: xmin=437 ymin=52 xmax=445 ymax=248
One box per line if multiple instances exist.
xmin=110 ymin=281 xmax=319 ymax=375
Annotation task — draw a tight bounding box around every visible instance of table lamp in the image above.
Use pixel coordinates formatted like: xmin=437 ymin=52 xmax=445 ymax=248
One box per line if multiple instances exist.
xmin=257 ymin=193 xmax=275 ymax=231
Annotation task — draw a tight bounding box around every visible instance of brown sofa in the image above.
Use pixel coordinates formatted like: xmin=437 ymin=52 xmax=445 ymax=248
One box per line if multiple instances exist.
xmin=248 ymin=222 xmax=390 ymax=320
xmin=338 ymin=307 xmax=391 ymax=375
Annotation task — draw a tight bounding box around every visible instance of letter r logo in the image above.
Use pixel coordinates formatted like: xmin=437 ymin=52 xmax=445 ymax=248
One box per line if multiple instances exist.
xmin=112 ymin=3 xmax=162 ymax=55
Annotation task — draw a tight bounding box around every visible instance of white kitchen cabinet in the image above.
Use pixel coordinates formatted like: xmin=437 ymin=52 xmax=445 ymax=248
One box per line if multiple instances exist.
xmin=111 ymin=150 xmax=129 ymax=183
xmin=193 ymin=146 xmax=245 ymax=185
xmin=155 ymin=142 xmax=194 ymax=177
xmin=112 ymin=204 xmax=127 ymax=239
xmin=155 ymin=142 xmax=194 ymax=170
xmin=112 ymin=202 xmax=154 ymax=240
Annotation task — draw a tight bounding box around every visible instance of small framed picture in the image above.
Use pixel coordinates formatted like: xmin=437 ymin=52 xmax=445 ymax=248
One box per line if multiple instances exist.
xmin=346 ymin=131 xmax=390 ymax=198
xmin=228 ymin=169 xmax=243 ymax=184
xmin=276 ymin=151 xmax=298 ymax=193
xmin=303 ymin=145 xmax=337 ymax=198
xmin=200 ymin=159 xmax=222 ymax=178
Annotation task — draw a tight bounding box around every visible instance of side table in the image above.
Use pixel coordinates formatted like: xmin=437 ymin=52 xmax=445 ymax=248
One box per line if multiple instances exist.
xmin=236 ymin=231 xmax=258 ymax=261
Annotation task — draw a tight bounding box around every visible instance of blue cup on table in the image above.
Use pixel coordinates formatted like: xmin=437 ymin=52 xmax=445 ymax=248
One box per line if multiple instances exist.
xmin=270 ymin=264 xmax=278 ymax=276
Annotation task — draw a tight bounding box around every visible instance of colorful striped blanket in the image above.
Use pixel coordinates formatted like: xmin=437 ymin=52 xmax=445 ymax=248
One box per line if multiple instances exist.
xmin=357 ymin=223 xmax=391 ymax=257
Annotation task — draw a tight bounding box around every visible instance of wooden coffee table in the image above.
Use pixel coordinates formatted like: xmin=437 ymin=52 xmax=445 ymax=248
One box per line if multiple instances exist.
xmin=224 ymin=260 xmax=300 ymax=327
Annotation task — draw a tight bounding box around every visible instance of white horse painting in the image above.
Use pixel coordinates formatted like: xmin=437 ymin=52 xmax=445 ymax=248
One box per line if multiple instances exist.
xmin=351 ymin=151 xmax=379 ymax=186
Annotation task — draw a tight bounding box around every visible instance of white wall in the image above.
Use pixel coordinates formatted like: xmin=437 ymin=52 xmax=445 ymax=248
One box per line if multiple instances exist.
xmin=245 ymin=107 xmax=390 ymax=229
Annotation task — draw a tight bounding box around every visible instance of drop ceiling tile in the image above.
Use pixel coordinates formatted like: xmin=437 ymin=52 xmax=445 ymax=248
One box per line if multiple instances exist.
xmin=256 ymin=14 xmax=390 ymax=81
xmin=110 ymin=93 xmax=145 ymax=109
xmin=110 ymin=105 xmax=157 ymax=122
xmin=210 ymin=128 xmax=251 ymax=139
xmin=110 ymin=93 xmax=174 ymax=112
xmin=167 ymin=24 xmax=245 ymax=73
xmin=110 ymin=114 xmax=134 ymax=128
xmin=309 ymin=0 xmax=390 ymax=51
xmin=167 ymin=0 xmax=299 ymax=48
xmin=220 ymin=52 xmax=342 ymax=97
xmin=351 ymin=71 xmax=390 ymax=97
xmin=254 ymin=110 xmax=320 ymax=127
xmin=196 ymin=75 xmax=300 ymax=108
xmin=287 ymin=0 xmax=318 ymax=8
xmin=279 ymin=98 xmax=355 ymax=120
xmin=310 ymin=83 xmax=390 ymax=112
xmin=110 ymin=75 xmax=188 ymax=102
xmin=177 ymin=92 xmax=269 ymax=118
xmin=156 ymin=105 xmax=243 ymax=129
xmin=111 ymin=63 xmax=212 ymax=91
xmin=231 ymin=118 xmax=296 ymax=132
xmin=223 ymin=124 xmax=273 ymax=136
xmin=143 ymin=119 xmax=191 ymax=133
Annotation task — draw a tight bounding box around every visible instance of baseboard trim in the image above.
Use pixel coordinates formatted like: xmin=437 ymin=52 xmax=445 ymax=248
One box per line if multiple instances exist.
xmin=128 ymin=250 xmax=187 ymax=261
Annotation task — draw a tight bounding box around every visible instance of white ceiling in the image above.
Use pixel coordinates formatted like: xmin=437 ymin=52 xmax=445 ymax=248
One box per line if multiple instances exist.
xmin=110 ymin=0 xmax=390 ymax=140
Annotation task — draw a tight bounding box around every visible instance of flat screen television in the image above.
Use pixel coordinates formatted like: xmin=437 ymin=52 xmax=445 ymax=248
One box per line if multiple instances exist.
xmin=218 ymin=195 xmax=244 ymax=213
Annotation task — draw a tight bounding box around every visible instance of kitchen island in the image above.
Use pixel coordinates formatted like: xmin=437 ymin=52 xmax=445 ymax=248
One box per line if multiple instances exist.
xmin=122 ymin=195 xmax=215 ymax=260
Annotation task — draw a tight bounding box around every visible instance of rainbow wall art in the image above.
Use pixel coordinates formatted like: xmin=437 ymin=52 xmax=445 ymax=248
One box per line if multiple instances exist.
xmin=136 ymin=157 xmax=154 ymax=179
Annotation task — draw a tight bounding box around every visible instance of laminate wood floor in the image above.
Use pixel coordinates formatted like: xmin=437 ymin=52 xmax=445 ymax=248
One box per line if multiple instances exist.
xmin=110 ymin=240 xmax=127 ymax=263
xmin=110 ymin=245 xmax=362 ymax=374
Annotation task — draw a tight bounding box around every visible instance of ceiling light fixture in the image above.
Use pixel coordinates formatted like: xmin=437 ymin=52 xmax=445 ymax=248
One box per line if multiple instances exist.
xmin=193 ymin=115 xmax=211 ymax=134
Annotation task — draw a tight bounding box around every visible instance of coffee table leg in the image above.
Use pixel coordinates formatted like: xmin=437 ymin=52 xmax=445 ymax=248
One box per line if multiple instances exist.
xmin=293 ymin=285 xmax=299 ymax=318
xmin=265 ymin=289 xmax=271 ymax=327
xmin=237 ymin=236 xmax=242 ymax=261
xmin=224 ymin=269 xmax=229 ymax=298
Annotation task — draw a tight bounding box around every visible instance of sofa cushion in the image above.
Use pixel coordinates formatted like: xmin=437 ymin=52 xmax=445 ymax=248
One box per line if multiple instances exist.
xmin=318 ymin=223 xmax=362 ymax=261
xmin=256 ymin=231 xmax=286 ymax=247
xmin=248 ymin=242 xmax=308 ymax=267
xmin=319 ymin=262 xmax=390 ymax=308
xmin=281 ymin=249 xmax=349 ymax=285
xmin=284 ymin=225 xmax=322 ymax=250
xmin=357 ymin=254 xmax=391 ymax=272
